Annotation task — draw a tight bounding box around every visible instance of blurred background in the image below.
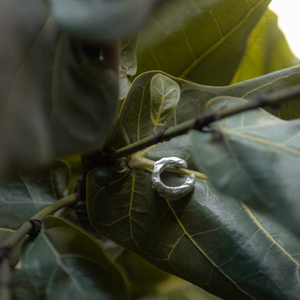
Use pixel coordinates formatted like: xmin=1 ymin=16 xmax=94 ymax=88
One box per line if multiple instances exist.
xmin=269 ymin=0 xmax=300 ymax=58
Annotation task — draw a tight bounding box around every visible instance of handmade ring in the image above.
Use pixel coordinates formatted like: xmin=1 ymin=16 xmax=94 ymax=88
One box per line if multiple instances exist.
xmin=151 ymin=157 xmax=196 ymax=201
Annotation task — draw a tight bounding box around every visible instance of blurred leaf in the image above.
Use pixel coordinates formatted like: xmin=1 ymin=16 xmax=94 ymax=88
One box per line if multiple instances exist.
xmin=0 ymin=0 xmax=118 ymax=175
xmin=15 ymin=216 xmax=128 ymax=300
xmin=155 ymin=276 xmax=222 ymax=300
xmin=0 ymin=160 xmax=69 ymax=265
xmin=59 ymin=154 xmax=82 ymax=173
xmin=49 ymin=0 xmax=167 ymax=39
xmin=136 ymin=0 xmax=271 ymax=85
xmin=116 ymin=251 xmax=169 ymax=294
xmin=48 ymin=36 xmax=119 ymax=155
xmin=12 ymin=270 xmax=38 ymax=300
xmin=190 ymin=96 xmax=300 ymax=236
xmin=232 ymin=9 xmax=299 ymax=83
xmin=119 ymin=36 xmax=138 ymax=100
xmin=87 ymin=67 xmax=300 ymax=299
xmin=96 ymin=236 xmax=125 ymax=261
xmin=150 ymin=74 xmax=180 ymax=130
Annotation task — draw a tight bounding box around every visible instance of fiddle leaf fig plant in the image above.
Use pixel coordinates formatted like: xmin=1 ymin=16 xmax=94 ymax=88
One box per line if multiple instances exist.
xmin=1 ymin=0 xmax=300 ymax=300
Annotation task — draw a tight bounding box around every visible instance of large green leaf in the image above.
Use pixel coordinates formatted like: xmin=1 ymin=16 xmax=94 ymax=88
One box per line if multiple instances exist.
xmin=0 ymin=160 xmax=69 ymax=265
xmin=14 ymin=216 xmax=128 ymax=300
xmin=49 ymin=0 xmax=167 ymax=39
xmin=0 ymin=0 xmax=118 ymax=175
xmin=190 ymin=96 xmax=300 ymax=236
xmin=87 ymin=68 xmax=300 ymax=299
xmin=232 ymin=9 xmax=299 ymax=83
xmin=136 ymin=0 xmax=271 ymax=85
xmin=87 ymin=158 xmax=300 ymax=299
xmin=111 ymin=67 xmax=300 ymax=155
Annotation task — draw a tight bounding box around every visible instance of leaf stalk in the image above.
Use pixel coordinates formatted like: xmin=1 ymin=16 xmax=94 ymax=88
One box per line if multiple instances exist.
xmin=129 ymin=154 xmax=208 ymax=180
xmin=0 ymin=193 xmax=78 ymax=300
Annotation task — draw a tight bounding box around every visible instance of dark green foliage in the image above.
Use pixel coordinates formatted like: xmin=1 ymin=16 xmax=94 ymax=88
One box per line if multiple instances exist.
xmin=1 ymin=0 xmax=300 ymax=299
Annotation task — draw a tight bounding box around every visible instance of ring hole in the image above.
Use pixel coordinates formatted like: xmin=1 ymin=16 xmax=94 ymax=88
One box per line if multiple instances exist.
xmin=160 ymin=170 xmax=188 ymax=187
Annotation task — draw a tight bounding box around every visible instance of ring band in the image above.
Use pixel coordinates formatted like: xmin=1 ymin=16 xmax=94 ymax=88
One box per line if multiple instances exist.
xmin=151 ymin=157 xmax=196 ymax=201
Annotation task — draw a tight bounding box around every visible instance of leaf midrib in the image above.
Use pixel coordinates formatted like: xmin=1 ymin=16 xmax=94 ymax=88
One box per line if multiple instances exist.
xmin=242 ymin=203 xmax=300 ymax=266
xmin=165 ymin=198 xmax=254 ymax=299
xmin=154 ymin=82 xmax=166 ymax=130
xmin=213 ymin=128 xmax=300 ymax=267
xmin=42 ymin=232 xmax=88 ymax=299
xmin=221 ymin=127 xmax=300 ymax=157
xmin=179 ymin=0 xmax=267 ymax=79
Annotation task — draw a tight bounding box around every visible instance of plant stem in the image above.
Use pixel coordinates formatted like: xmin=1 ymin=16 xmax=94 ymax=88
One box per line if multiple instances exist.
xmin=1 ymin=194 xmax=77 ymax=250
xmin=0 ymin=194 xmax=77 ymax=300
xmin=129 ymin=154 xmax=208 ymax=181
xmin=110 ymin=85 xmax=300 ymax=161
xmin=0 ymin=258 xmax=11 ymax=300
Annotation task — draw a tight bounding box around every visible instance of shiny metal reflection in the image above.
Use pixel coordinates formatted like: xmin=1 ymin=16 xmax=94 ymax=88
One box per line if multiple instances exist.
xmin=151 ymin=157 xmax=196 ymax=201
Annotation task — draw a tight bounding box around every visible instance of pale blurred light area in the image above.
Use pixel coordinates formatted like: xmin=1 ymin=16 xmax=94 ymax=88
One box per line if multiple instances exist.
xmin=269 ymin=0 xmax=300 ymax=59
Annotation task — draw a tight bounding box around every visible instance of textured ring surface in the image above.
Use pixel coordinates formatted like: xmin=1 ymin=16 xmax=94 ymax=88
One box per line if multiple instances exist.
xmin=151 ymin=157 xmax=196 ymax=201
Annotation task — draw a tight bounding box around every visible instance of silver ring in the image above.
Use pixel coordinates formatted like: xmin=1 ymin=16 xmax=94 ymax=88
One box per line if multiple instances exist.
xmin=151 ymin=157 xmax=196 ymax=201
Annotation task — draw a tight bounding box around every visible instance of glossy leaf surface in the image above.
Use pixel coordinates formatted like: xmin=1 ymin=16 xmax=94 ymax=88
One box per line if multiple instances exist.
xmin=111 ymin=66 xmax=300 ymax=155
xmin=87 ymin=69 xmax=300 ymax=299
xmin=15 ymin=216 xmax=128 ymax=300
xmin=0 ymin=0 xmax=118 ymax=175
xmin=136 ymin=0 xmax=271 ymax=85
xmin=0 ymin=160 xmax=69 ymax=265
xmin=66 ymin=196 xmax=125 ymax=260
xmin=150 ymin=74 xmax=180 ymax=130
xmin=191 ymin=96 xmax=300 ymax=236
xmin=49 ymin=0 xmax=167 ymax=39
xmin=232 ymin=10 xmax=299 ymax=83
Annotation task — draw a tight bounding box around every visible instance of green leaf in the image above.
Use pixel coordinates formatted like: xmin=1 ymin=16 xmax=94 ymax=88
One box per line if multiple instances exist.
xmin=119 ymin=36 xmax=138 ymax=100
xmin=116 ymin=251 xmax=170 ymax=294
xmin=150 ymin=74 xmax=180 ymax=130
xmin=190 ymin=96 xmax=300 ymax=236
xmin=48 ymin=36 xmax=118 ymax=155
xmin=49 ymin=0 xmax=167 ymax=39
xmin=0 ymin=0 xmax=118 ymax=175
xmin=15 ymin=216 xmax=128 ymax=300
xmin=12 ymin=270 xmax=38 ymax=300
xmin=87 ymin=160 xmax=300 ymax=299
xmin=155 ymin=276 xmax=222 ymax=300
xmin=232 ymin=9 xmax=299 ymax=83
xmin=0 ymin=160 xmax=69 ymax=265
xmin=112 ymin=66 xmax=300 ymax=154
xmin=136 ymin=0 xmax=271 ymax=85
xmin=87 ymin=68 xmax=300 ymax=299
xmin=120 ymin=37 xmax=138 ymax=77
xmin=65 ymin=199 xmax=125 ymax=260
